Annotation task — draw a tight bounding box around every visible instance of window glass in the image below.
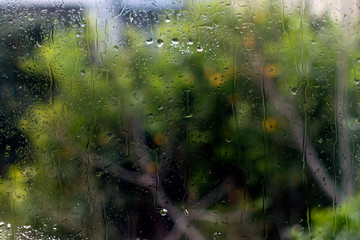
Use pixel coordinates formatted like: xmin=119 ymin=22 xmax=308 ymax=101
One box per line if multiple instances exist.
xmin=0 ymin=0 xmax=359 ymax=239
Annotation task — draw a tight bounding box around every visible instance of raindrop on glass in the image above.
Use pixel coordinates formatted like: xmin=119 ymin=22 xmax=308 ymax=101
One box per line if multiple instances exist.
xmin=146 ymin=38 xmax=153 ymax=45
xmin=157 ymin=39 xmax=164 ymax=47
xmin=290 ymin=87 xmax=298 ymax=95
xmin=354 ymin=78 xmax=360 ymax=85
xmin=160 ymin=208 xmax=168 ymax=216
xmin=196 ymin=45 xmax=203 ymax=52
xmin=165 ymin=17 xmax=171 ymax=23
xmin=184 ymin=208 xmax=189 ymax=216
xmin=188 ymin=39 xmax=194 ymax=45
xmin=23 ymin=225 xmax=31 ymax=230
xmin=172 ymin=38 xmax=179 ymax=45
xmin=213 ymin=231 xmax=221 ymax=239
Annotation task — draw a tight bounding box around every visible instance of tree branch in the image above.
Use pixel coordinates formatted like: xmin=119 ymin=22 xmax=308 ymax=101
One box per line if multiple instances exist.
xmin=246 ymin=54 xmax=345 ymax=201
xmin=98 ymin=160 xmax=206 ymax=240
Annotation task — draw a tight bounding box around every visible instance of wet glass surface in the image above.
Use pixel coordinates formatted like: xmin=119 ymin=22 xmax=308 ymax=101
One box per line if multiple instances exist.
xmin=0 ymin=0 xmax=360 ymax=239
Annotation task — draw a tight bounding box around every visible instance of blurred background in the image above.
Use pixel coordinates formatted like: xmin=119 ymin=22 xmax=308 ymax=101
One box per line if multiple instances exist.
xmin=0 ymin=0 xmax=360 ymax=239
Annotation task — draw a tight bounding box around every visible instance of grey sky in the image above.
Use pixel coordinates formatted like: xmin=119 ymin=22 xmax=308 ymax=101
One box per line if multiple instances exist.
xmin=0 ymin=0 xmax=358 ymax=21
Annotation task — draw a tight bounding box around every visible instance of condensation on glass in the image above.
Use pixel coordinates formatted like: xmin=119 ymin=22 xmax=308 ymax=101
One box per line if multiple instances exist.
xmin=0 ymin=0 xmax=359 ymax=239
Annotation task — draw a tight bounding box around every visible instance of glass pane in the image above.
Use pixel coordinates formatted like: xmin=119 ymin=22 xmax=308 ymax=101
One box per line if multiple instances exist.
xmin=0 ymin=0 xmax=359 ymax=239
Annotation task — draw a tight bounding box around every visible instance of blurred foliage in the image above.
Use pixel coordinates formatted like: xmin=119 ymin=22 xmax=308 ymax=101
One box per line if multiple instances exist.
xmin=0 ymin=0 xmax=360 ymax=239
xmin=289 ymin=193 xmax=360 ymax=239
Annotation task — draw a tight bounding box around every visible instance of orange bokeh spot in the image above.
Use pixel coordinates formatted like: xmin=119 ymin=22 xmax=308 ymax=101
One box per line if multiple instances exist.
xmin=153 ymin=133 xmax=167 ymax=146
xmin=264 ymin=64 xmax=280 ymax=78
xmin=208 ymin=73 xmax=226 ymax=87
xmin=263 ymin=117 xmax=277 ymax=132
xmin=205 ymin=68 xmax=231 ymax=87
xmin=227 ymin=94 xmax=240 ymax=105
xmin=244 ymin=35 xmax=256 ymax=49
xmin=146 ymin=162 xmax=158 ymax=174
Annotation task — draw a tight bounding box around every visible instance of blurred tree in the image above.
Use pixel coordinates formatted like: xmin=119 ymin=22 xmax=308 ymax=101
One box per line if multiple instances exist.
xmin=0 ymin=1 xmax=359 ymax=239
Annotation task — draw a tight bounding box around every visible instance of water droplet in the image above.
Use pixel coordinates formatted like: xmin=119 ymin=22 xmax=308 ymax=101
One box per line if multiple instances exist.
xmin=213 ymin=231 xmax=221 ymax=239
xmin=5 ymin=145 xmax=11 ymax=151
xmin=80 ymin=70 xmax=85 ymax=76
xmin=146 ymin=38 xmax=153 ymax=45
xmin=225 ymin=137 xmax=231 ymax=143
xmin=23 ymin=225 xmax=31 ymax=230
xmin=188 ymin=39 xmax=193 ymax=45
xmin=184 ymin=114 xmax=193 ymax=119
xmin=318 ymin=138 xmax=323 ymax=143
xmin=356 ymin=58 xmax=360 ymax=63
xmin=28 ymin=14 xmax=34 ymax=22
xmin=172 ymin=38 xmax=179 ymax=45
xmin=311 ymin=40 xmax=317 ymax=44
xmin=354 ymin=78 xmax=360 ymax=85
xmin=7 ymin=223 xmax=11 ymax=229
xmin=184 ymin=208 xmax=189 ymax=216
xmin=165 ymin=17 xmax=171 ymax=23
xmin=196 ymin=45 xmax=203 ymax=52
xmin=0 ymin=222 xmax=4 ymax=227
xmin=157 ymin=39 xmax=164 ymax=47
xmin=160 ymin=208 xmax=168 ymax=216
xmin=113 ymin=45 xmax=119 ymax=51
xmin=290 ymin=87 xmax=298 ymax=95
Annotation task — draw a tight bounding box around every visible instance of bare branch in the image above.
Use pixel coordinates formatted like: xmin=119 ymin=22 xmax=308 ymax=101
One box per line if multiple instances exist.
xmin=131 ymin=118 xmax=152 ymax=172
xmin=96 ymin=160 xmax=206 ymax=240
xmin=163 ymin=178 xmax=235 ymax=240
xmin=246 ymin=54 xmax=345 ymax=201
xmin=190 ymin=209 xmax=249 ymax=223
xmin=192 ymin=177 xmax=235 ymax=209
